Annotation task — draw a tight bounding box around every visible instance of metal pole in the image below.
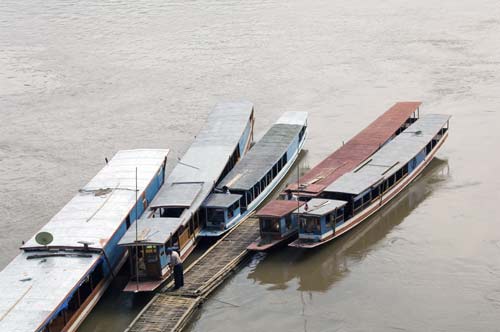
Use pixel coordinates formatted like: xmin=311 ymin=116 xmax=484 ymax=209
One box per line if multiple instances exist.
xmin=135 ymin=167 xmax=139 ymax=292
xmin=296 ymin=137 xmax=300 ymax=229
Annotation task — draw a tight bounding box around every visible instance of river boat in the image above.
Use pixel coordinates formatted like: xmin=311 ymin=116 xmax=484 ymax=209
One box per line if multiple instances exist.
xmin=248 ymin=102 xmax=422 ymax=251
xmin=0 ymin=149 xmax=169 ymax=332
xmin=199 ymin=112 xmax=308 ymax=237
xmin=289 ymin=113 xmax=450 ymax=248
xmin=118 ymin=101 xmax=254 ymax=292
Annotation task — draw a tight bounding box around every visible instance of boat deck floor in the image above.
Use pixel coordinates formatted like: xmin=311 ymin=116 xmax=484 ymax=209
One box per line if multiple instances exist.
xmin=125 ymin=216 xmax=260 ymax=332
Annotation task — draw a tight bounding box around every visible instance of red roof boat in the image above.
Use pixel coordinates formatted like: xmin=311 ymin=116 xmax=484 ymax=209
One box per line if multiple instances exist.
xmin=248 ymin=102 xmax=422 ymax=251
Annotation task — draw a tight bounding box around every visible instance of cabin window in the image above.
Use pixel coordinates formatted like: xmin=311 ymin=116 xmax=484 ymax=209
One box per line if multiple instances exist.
xmin=362 ymin=192 xmax=371 ymax=204
xmin=325 ymin=214 xmax=333 ymax=230
xmin=261 ymin=218 xmax=280 ymax=233
xmin=161 ymin=208 xmax=184 ymax=218
xmin=371 ymin=186 xmax=380 ymax=200
xmin=189 ymin=217 xmax=194 ymax=235
xmin=284 ymin=214 xmax=292 ymax=232
xmin=78 ymin=275 xmax=92 ymax=305
xmin=227 ymin=208 xmax=234 ymax=219
xmin=336 ymin=208 xmax=345 ymax=225
xmin=353 ymin=198 xmax=362 ymax=211
xmin=299 ymin=216 xmax=321 ymax=235
xmin=90 ymin=262 xmax=104 ymax=289
xmin=299 ymin=126 xmax=306 ymax=141
xmin=396 ymin=168 xmax=403 ymax=182
xmin=145 ymin=246 xmax=158 ymax=263
xmin=388 ymin=175 xmax=395 ymax=188
xmin=207 ymin=208 xmax=225 ymax=225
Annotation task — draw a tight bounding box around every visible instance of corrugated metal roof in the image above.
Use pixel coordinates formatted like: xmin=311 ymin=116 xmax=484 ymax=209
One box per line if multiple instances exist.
xmin=21 ymin=149 xmax=169 ymax=250
xmin=121 ymin=102 xmax=254 ymax=244
xmin=275 ymin=111 xmax=308 ymax=125
xmin=218 ymin=112 xmax=307 ymax=191
xmin=256 ymin=200 xmax=305 ymax=218
xmin=203 ymin=193 xmax=242 ymax=208
xmin=287 ymin=102 xmax=421 ymax=195
xmin=119 ymin=218 xmax=181 ymax=245
xmin=150 ymin=183 xmax=202 ymax=208
xmin=0 ymin=252 xmax=101 ymax=332
xmin=0 ymin=149 xmax=168 ymax=332
xmin=295 ymin=198 xmax=346 ymax=216
xmin=325 ymin=114 xmax=450 ymax=195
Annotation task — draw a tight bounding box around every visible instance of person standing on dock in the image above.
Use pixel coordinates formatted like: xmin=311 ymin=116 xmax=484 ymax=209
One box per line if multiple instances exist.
xmin=167 ymin=249 xmax=184 ymax=289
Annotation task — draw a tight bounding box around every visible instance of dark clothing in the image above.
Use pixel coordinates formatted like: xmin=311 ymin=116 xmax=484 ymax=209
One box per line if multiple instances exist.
xmin=173 ymin=264 xmax=184 ymax=289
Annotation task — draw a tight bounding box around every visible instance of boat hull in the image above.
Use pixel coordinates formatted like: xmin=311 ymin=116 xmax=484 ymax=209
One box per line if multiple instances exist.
xmin=289 ymin=130 xmax=448 ymax=249
xmin=247 ymin=230 xmax=298 ymax=251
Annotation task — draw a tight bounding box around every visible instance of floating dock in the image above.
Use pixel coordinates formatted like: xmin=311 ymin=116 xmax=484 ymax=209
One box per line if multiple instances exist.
xmin=125 ymin=216 xmax=260 ymax=332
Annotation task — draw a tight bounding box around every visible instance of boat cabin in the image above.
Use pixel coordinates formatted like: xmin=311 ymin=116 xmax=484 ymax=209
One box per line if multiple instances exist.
xmin=255 ymin=200 xmax=304 ymax=242
xmin=202 ymin=193 xmax=242 ymax=230
xmin=119 ymin=217 xmax=181 ymax=283
xmin=294 ymin=198 xmax=347 ymax=241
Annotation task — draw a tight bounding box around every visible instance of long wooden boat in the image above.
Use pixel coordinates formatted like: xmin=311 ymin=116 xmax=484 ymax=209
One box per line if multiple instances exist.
xmin=0 ymin=149 xmax=169 ymax=332
xmin=289 ymin=113 xmax=450 ymax=248
xmin=248 ymin=102 xmax=421 ymax=251
xmin=199 ymin=112 xmax=308 ymax=237
xmin=118 ymin=101 xmax=254 ymax=292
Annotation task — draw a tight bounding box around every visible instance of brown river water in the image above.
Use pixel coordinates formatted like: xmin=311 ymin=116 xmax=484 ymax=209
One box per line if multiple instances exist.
xmin=1 ymin=0 xmax=499 ymax=331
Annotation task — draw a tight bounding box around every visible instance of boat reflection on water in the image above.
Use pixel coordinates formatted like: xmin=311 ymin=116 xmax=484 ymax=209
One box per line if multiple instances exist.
xmin=247 ymin=158 xmax=449 ymax=292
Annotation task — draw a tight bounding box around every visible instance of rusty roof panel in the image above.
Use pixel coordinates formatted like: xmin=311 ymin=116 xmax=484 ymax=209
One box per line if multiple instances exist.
xmin=287 ymin=102 xmax=421 ymax=195
xmin=256 ymin=200 xmax=305 ymax=218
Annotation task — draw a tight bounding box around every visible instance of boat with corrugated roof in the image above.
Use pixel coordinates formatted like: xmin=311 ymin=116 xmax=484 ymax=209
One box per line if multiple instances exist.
xmin=248 ymin=102 xmax=422 ymax=251
xmin=199 ymin=111 xmax=308 ymax=237
xmin=289 ymin=112 xmax=450 ymax=248
xmin=118 ymin=101 xmax=254 ymax=292
xmin=0 ymin=149 xmax=169 ymax=332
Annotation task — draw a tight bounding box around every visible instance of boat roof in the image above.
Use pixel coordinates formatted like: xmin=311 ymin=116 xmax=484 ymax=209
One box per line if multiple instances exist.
xmin=150 ymin=182 xmax=203 ymax=208
xmin=287 ymin=102 xmax=421 ymax=196
xmin=275 ymin=111 xmax=308 ymax=125
xmin=325 ymin=114 xmax=450 ymax=195
xmin=119 ymin=218 xmax=181 ymax=246
xmin=295 ymin=198 xmax=347 ymax=216
xmin=21 ymin=149 xmax=169 ymax=250
xmin=0 ymin=252 xmax=101 ymax=332
xmin=256 ymin=200 xmax=305 ymax=218
xmin=0 ymin=149 xmax=168 ymax=332
xmin=218 ymin=112 xmax=307 ymax=192
xmin=203 ymin=193 xmax=242 ymax=208
xmin=120 ymin=102 xmax=254 ymax=245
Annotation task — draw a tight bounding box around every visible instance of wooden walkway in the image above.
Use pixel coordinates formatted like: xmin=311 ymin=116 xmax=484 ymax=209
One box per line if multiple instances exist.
xmin=125 ymin=216 xmax=260 ymax=332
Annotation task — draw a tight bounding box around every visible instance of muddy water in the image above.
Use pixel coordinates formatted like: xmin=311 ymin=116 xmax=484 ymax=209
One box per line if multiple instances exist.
xmin=1 ymin=0 xmax=499 ymax=331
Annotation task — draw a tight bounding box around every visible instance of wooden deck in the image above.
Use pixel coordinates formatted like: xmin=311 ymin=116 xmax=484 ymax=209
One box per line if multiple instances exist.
xmin=125 ymin=216 xmax=260 ymax=332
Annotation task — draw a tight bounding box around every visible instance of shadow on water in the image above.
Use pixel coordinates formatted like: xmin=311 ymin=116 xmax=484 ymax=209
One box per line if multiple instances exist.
xmin=247 ymin=158 xmax=450 ymax=292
